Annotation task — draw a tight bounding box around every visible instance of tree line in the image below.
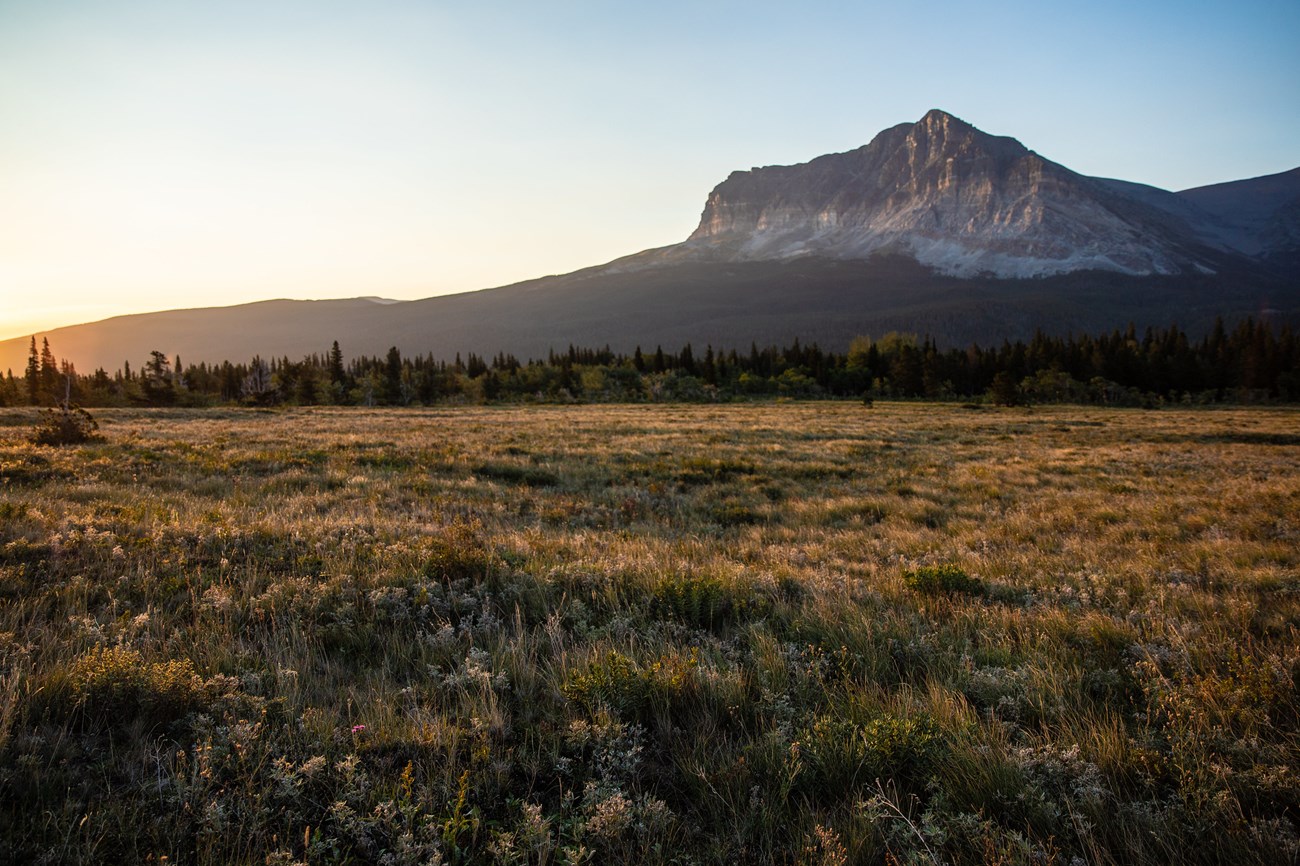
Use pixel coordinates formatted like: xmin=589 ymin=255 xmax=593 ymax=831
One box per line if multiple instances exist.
xmin=2 ymin=318 xmax=1297 ymax=409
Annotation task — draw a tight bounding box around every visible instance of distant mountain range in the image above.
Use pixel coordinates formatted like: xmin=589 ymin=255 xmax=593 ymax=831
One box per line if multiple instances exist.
xmin=3 ymin=109 xmax=1297 ymax=373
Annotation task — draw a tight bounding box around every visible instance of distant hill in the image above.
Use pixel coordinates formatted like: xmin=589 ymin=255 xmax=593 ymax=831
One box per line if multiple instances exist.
xmin=3 ymin=110 xmax=1297 ymax=373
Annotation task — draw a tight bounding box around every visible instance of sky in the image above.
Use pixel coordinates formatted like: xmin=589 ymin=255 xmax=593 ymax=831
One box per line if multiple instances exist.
xmin=1 ymin=0 xmax=1297 ymax=340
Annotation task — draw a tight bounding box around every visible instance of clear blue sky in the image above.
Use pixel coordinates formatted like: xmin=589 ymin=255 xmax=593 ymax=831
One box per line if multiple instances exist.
xmin=2 ymin=0 xmax=1297 ymax=339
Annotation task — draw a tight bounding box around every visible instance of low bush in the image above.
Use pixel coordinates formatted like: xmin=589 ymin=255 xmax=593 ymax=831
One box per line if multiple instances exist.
xmin=30 ymin=404 xmax=102 ymax=446
xmin=563 ymin=649 xmax=701 ymax=721
xmin=903 ymin=564 xmax=984 ymax=596
xmin=651 ymin=573 xmax=769 ymax=630
xmin=474 ymin=461 xmax=560 ymax=487
xmin=800 ymin=711 xmax=946 ymax=799
xmin=34 ymin=645 xmax=208 ymax=732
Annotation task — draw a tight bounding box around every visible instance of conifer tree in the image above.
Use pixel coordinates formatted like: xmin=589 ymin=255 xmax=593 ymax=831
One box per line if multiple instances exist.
xmin=384 ymin=347 xmax=403 ymax=404
xmin=328 ymin=341 xmax=346 ymax=385
xmin=25 ymin=337 xmax=39 ymax=405
xmin=142 ymin=351 xmax=176 ymax=405
xmin=39 ymin=338 xmax=59 ymax=403
xmin=679 ymin=343 xmax=696 ymax=375
xmin=702 ymin=345 xmax=717 ymax=384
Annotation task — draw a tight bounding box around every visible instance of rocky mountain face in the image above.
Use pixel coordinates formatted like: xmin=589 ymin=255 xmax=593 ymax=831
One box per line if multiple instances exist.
xmin=613 ymin=110 xmax=1297 ymax=280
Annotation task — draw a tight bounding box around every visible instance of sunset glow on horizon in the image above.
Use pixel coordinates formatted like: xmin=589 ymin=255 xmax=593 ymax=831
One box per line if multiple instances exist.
xmin=2 ymin=0 xmax=1298 ymax=341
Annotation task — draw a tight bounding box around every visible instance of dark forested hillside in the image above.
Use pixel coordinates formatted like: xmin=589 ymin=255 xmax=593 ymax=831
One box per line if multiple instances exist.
xmin=3 ymin=256 xmax=1295 ymax=376
xmin=4 ymin=318 xmax=1296 ymax=409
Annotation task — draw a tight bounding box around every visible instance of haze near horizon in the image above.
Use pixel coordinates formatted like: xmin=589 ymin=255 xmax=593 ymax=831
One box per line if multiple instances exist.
xmin=2 ymin=0 xmax=1297 ymax=341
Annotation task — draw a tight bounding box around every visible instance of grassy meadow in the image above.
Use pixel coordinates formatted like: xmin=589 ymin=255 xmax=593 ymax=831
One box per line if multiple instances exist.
xmin=1 ymin=402 xmax=1298 ymax=865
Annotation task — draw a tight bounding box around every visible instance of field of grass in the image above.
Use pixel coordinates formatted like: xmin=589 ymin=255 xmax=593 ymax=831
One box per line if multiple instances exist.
xmin=1 ymin=402 xmax=1297 ymax=865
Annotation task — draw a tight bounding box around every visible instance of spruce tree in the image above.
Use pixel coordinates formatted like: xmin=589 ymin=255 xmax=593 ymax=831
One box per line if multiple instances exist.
xmin=384 ymin=347 xmax=403 ymax=404
xmin=142 ymin=351 xmax=175 ymax=405
xmin=25 ymin=337 xmax=39 ymax=405
xmin=328 ymin=341 xmax=346 ymax=384
xmin=39 ymin=338 xmax=59 ymax=403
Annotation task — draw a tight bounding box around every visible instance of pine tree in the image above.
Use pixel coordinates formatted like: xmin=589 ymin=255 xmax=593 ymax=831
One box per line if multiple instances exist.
xmin=385 ymin=347 xmax=403 ymax=404
xmin=702 ymin=345 xmax=717 ymax=385
xmin=328 ymin=340 xmax=346 ymax=384
xmin=679 ymin=343 xmax=696 ymax=375
xmin=38 ymin=339 xmax=59 ymax=404
xmin=142 ymin=351 xmax=176 ymax=405
xmin=990 ymin=370 xmax=1021 ymax=406
xmin=25 ymin=337 xmax=39 ymax=405
xmin=0 ymin=370 xmax=18 ymax=407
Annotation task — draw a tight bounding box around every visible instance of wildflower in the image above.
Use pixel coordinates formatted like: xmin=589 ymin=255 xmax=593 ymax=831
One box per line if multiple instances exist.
xmin=585 ymin=792 xmax=631 ymax=838
xmin=351 ymin=724 xmax=367 ymax=735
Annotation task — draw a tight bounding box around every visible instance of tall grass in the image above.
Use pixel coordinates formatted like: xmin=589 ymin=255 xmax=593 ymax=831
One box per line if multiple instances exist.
xmin=0 ymin=403 xmax=1296 ymax=864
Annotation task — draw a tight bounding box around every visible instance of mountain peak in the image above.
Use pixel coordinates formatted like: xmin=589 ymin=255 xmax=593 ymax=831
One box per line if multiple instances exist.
xmin=904 ymin=109 xmax=1028 ymax=163
xmin=672 ymin=110 xmax=1215 ymax=277
xmin=917 ymin=107 xmax=970 ymax=130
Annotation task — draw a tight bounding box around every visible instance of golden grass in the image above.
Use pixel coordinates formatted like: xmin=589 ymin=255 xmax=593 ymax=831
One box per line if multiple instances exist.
xmin=0 ymin=402 xmax=1297 ymax=864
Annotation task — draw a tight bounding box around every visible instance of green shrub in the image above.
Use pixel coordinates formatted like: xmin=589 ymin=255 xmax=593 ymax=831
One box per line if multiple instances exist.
xmin=36 ymin=645 xmax=206 ymax=731
xmin=801 ymin=712 xmax=945 ymax=798
xmin=709 ymin=500 xmax=762 ymax=526
xmin=652 ymin=573 xmax=768 ymax=629
xmin=355 ymin=451 xmax=415 ymax=470
xmin=419 ymin=522 xmax=500 ymax=581
xmin=474 ymin=461 xmax=559 ymax=487
xmin=677 ymin=456 xmax=757 ymax=485
xmin=0 ymin=501 xmax=28 ymax=519
xmin=564 ymin=651 xmax=653 ymax=717
xmin=0 ymin=453 xmax=71 ymax=486
xmin=563 ymin=649 xmax=700 ymax=720
xmin=30 ymin=404 xmax=102 ymax=446
xmin=903 ymin=564 xmax=984 ymax=596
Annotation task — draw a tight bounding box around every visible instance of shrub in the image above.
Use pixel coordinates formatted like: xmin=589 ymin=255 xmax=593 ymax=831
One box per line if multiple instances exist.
xmin=0 ymin=454 xmax=70 ymax=486
xmin=903 ymin=564 xmax=984 ymax=596
xmin=30 ymin=404 xmax=102 ymax=446
xmin=709 ymin=500 xmax=762 ymax=526
xmin=474 ymin=461 xmax=559 ymax=487
xmin=563 ymin=651 xmax=652 ymax=717
xmin=35 ymin=645 xmax=206 ymax=731
xmin=859 ymin=714 xmax=944 ymax=781
xmin=677 ymin=456 xmax=757 ymax=485
xmin=419 ymin=521 xmax=500 ymax=581
xmin=800 ymin=712 xmax=945 ymax=798
xmin=651 ymin=573 xmax=768 ymax=629
xmin=563 ymin=649 xmax=700 ymax=720
xmin=989 ymin=371 xmax=1022 ymax=407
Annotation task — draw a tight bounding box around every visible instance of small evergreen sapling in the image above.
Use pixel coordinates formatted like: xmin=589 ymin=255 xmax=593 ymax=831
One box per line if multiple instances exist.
xmin=30 ymin=375 xmax=102 ymax=446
